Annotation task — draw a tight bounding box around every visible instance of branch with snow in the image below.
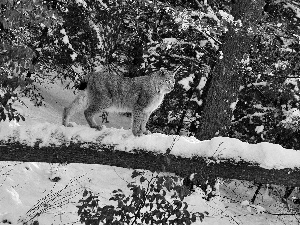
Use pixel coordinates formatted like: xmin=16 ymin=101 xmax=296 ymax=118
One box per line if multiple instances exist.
xmin=1 ymin=122 xmax=300 ymax=187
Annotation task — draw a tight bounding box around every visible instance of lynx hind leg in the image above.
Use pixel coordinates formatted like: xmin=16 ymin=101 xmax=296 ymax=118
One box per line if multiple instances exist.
xmin=62 ymin=107 xmax=73 ymax=127
xmin=84 ymin=88 xmax=112 ymax=131
xmin=84 ymin=103 xmax=108 ymax=130
xmin=62 ymin=92 xmax=88 ymax=127
xmin=84 ymin=105 xmax=104 ymax=131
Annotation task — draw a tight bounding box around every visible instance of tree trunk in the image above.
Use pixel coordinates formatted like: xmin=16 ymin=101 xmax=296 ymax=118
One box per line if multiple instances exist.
xmin=196 ymin=0 xmax=265 ymax=141
xmin=1 ymin=141 xmax=300 ymax=187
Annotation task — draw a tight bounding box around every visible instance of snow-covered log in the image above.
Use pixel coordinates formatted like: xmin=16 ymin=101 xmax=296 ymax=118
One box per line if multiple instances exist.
xmin=1 ymin=122 xmax=300 ymax=187
xmin=1 ymin=141 xmax=300 ymax=187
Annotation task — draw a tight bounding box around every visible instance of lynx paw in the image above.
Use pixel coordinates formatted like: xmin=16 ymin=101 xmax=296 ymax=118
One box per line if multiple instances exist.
xmin=132 ymin=130 xmax=151 ymax=136
xmin=143 ymin=130 xmax=151 ymax=135
xmin=91 ymin=125 xmax=103 ymax=131
xmin=132 ymin=130 xmax=142 ymax=137
xmin=64 ymin=123 xmax=75 ymax=127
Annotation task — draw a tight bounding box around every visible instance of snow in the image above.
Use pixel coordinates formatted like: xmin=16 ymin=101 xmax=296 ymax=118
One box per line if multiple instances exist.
xmin=178 ymin=73 xmax=195 ymax=91
xmin=98 ymin=0 xmax=108 ymax=9
xmin=218 ymin=10 xmax=234 ymax=23
xmin=281 ymin=108 xmax=300 ymax=131
xmin=274 ymin=60 xmax=289 ymax=69
xmin=163 ymin=37 xmax=178 ymax=47
xmin=205 ymin=6 xmax=219 ymax=23
xmin=89 ymin=20 xmax=104 ymax=50
xmin=59 ymin=29 xmax=77 ymax=60
xmin=163 ymin=38 xmax=178 ymax=44
xmin=0 ymin=78 xmax=300 ymax=224
xmin=70 ymin=52 xmax=78 ymax=61
xmin=197 ymin=76 xmax=207 ymax=95
xmin=241 ymin=54 xmax=250 ymax=65
xmin=285 ymin=78 xmax=300 ymax=92
xmin=75 ymin=0 xmax=87 ymax=8
xmin=255 ymin=125 xmax=264 ymax=134
xmin=230 ymin=99 xmax=238 ymax=111
xmin=60 ymin=29 xmax=66 ymax=35
xmin=0 ymin=161 xmax=298 ymax=225
xmin=219 ymin=51 xmax=224 ymax=59
xmin=191 ymin=97 xmax=203 ymax=106
xmin=284 ymin=2 xmax=300 ymax=18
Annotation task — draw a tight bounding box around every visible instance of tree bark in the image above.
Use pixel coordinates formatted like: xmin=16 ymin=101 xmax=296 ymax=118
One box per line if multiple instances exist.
xmin=196 ymin=0 xmax=265 ymax=141
xmin=1 ymin=141 xmax=300 ymax=187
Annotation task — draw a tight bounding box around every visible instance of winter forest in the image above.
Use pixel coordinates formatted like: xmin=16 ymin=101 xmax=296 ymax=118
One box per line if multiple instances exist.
xmin=1 ymin=0 xmax=300 ymax=224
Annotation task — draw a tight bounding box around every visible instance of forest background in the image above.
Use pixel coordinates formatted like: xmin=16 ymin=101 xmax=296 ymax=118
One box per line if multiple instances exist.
xmin=1 ymin=0 xmax=300 ymax=149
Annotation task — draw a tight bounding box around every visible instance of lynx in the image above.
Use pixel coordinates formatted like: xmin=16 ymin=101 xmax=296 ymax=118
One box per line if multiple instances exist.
xmin=62 ymin=67 xmax=175 ymax=136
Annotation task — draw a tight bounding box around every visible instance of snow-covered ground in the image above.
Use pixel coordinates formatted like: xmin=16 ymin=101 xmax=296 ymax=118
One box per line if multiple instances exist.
xmin=0 ymin=80 xmax=300 ymax=224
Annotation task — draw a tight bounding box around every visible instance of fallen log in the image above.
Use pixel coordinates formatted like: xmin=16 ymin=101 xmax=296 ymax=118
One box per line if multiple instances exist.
xmin=0 ymin=141 xmax=299 ymax=187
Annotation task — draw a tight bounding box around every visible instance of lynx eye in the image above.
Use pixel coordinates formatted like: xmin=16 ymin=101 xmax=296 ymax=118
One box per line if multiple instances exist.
xmin=167 ymin=79 xmax=173 ymax=85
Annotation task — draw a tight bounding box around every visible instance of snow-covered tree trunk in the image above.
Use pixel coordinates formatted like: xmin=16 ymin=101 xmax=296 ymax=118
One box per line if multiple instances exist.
xmin=2 ymin=141 xmax=300 ymax=187
xmin=196 ymin=0 xmax=265 ymax=141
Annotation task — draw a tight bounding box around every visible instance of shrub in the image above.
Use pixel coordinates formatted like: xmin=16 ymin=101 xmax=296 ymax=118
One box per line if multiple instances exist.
xmin=77 ymin=170 xmax=206 ymax=225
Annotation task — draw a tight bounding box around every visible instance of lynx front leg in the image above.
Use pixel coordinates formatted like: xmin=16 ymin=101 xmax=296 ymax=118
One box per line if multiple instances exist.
xmin=132 ymin=111 xmax=151 ymax=136
xmin=84 ymin=105 xmax=103 ymax=131
xmin=141 ymin=113 xmax=151 ymax=135
xmin=132 ymin=111 xmax=143 ymax=136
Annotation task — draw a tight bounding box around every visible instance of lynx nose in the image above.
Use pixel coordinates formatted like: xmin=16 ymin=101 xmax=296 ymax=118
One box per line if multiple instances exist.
xmin=166 ymin=84 xmax=174 ymax=92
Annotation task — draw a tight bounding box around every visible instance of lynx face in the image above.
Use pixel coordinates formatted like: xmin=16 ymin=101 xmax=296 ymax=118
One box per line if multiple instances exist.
xmin=155 ymin=70 xmax=176 ymax=93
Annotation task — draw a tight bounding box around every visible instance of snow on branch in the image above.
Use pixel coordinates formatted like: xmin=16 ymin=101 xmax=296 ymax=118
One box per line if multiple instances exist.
xmin=1 ymin=122 xmax=300 ymax=170
xmin=1 ymin=139 xmax=300 ymax=188
xmin=1 ymin=122 xmax=300 ymax=187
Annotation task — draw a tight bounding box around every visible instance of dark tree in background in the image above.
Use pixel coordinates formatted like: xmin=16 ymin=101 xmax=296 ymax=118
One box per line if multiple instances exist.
xmin=195 ymin=0 xmax=265 ymax=140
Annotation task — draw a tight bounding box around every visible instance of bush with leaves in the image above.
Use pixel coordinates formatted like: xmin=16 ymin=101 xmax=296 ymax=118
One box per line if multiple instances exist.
xmin=77 ymin=170 xmax=207 ymax=225
xmin=0 ymin=0 xmax=61 ymax=121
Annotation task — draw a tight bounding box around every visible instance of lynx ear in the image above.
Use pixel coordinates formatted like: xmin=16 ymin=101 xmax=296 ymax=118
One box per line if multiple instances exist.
xmin=157 ymin=66 xmax=181 ymax=77
xmin=158 ymin=68 xmax=168 ymax=76
xmin=162 ymin=70 xmax=173 ymax=78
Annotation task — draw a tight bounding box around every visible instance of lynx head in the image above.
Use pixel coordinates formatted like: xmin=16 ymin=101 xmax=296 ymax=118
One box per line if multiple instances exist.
xmin=153 ymin=69 xmax=176 ymax=93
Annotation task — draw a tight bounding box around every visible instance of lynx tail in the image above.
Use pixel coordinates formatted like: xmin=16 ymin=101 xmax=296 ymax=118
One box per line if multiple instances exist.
xmin=77 ymin=81 xmax=88 ymax=90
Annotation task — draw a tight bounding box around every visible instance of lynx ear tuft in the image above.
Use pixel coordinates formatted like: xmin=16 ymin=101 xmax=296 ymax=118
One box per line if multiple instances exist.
xmin=172 ymin=65 xmax=182 ymax=76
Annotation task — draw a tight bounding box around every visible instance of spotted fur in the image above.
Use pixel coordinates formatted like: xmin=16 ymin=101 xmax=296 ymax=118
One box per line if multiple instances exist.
xmin=62 ymin=68 xmax=175 ymax=136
